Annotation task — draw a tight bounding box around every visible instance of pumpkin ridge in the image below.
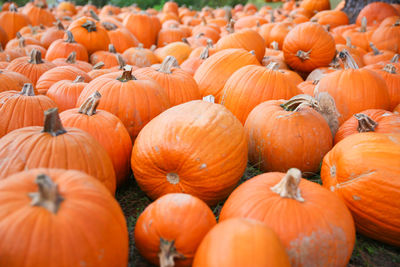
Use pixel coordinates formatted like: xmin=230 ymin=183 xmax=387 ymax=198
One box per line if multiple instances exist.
xmin=335 ymin=170 xmax=377 ymax=189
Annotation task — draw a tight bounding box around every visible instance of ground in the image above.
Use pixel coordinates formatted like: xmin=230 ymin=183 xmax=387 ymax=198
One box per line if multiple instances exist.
xmin=116 ymin=165 xmax=400 ymax=267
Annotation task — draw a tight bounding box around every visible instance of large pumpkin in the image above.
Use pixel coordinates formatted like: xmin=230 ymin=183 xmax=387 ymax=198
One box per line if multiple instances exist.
xmin=220 ymin=168 xmax=356 ymax=267
xmin=283 ymin=22 xmax=336 ymax=72
xmin=22 ymin=2 xmax=56 ymax=26
xmin=135 ymin=193 xmax=216 ymax=267
xmin=131 ymin=100 xmax=248 ymax=206
xmin=0 ymin=168 xmax=128 ymax=266
xmin=0 ymin=108 xmax=116 ymax=193
xmin=0 ymin=4 xmax=30 ymax=40
xmin=321 ymin=132 xmax=400 ymax=246
xmin=193 ymin=218 xmax=291 ymax=267
xmin=122 ymin=12 xmax=160 ymax=48
xmin=356 ymin=2 xmax=399 ymax=26
xmin=60 ymin=92 xmax=132 ymax=186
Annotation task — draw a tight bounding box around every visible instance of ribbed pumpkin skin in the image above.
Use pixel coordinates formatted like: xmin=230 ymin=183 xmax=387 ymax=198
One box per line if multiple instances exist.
xmin=134 ymin=66 xmax=201 ymax=107
xmin=131 ymin=100 xmax=247 ymax=206
xmin=60 ymin=108 xmax=132 ymax=186
xmin=122 ymin=13 xmax=159 ymax=48
xmin=283 ymin=22 xmax=336 ymax=72
xmin=0 ymin=90 xmax=57 ymax=138
xmin=219 ymin=172 xmax=355 ymax=267
xmin=193 ymin=218 xmax=291 ymax=267
xmin=372 ymin=66 xmax=400 ymax=110
xmin=194 ymin=48 xmax=260 ymax=102
xmin=215 ymin=29 xmax=265 ymax=61
xmin=220 ymin=65 xmax=302 ymax=125
xmin=0 ymin=126 xmax=116 ymax=194
xmin=135 ymin=193 xmax=216 ymax=267
xmin=318 ymin=68 xmax=390 ymax=124
xmin=0 ymin=70 xmax=32 ymax=93
xmin=76 ymin=74 xmax=170 ymax=140
xmin=0 ymin=168 xmax=128 ymax=267
xmin=46 ymin=79 xmax=87 ymax=112
xmin=334 ymin=109 xmax=400 ymax=144
xmin=245 ymin=100 xmax=332 ymax=174
xmin=321 ymin=133 xmax=400 ymax=246
xmin=36 ymin=66 xmax=92 ymax=95
xmin=0 ymin=9 xmax=30 ymax=40
xmin=45 ymin=38 xmax=89 ymax=62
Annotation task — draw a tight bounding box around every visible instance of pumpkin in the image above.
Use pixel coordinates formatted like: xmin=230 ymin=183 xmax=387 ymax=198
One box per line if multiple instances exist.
xmin=101 ymin=22 xmax=139 ymax=53
xmin=263 ymin=22 xmax=293 ymax=50
xmin=370 ymin=64 xmax=400 ymax=109
xmin=0 ymin=26 xmax=8 ymax=48
xmin=310 ymin=10 xmax=349 ymax=29
xmin=36 ymin=65 xmax=92 ymax=95
xmin=0 ymin=4 xmax=30 ymax=40
xmin=90 ymin=44 xmax=125 ymax=68
xmin=6 ymin=49 xmax=55 ymax=86
xmin=131 ymin=99 xmax=247 ymax=206
xmin=370 ymin=20 xmax=400 ymax=54
xmin=87 ymin=62 xmax=115 ymax=79
xmin=0 ymin=83 xmax=56 ymax=137
xmin=220 ymin=168 xmax=356 ymax=267
xmin=46 ymin=76 xmax=87 ymax=112
xmin=135 ymin=193 xmax=216 ymax=267
xmin=157 ymin=26 xmax=187 ymax=47
xmin=52 ymin=51 xmax=93 ymax=72
xmin=363 ymin=43 xmax=396 ymax=65
xmin=40 ymin=20 xmax=65 ymax=49
xmin=245 ymin=94 xmax=334 ymax=174
xmin=122 ymin=12 xmax=160 ymax=48
xmin=22 ymin=1 xmax=56 ymax=26
xmin=134 ymin=56 xmax=200 ymax=106
xmin=0 ymin=69 xmax=31 ymax=93
xmin=57 ymin=1 xmax=77 ymax=15
xmin=0 ymin=168 xmax=128 ymax=266
xmin=194 ymin=48 xmax=260 ymax=102
xmin=300 ymin=0 xmax=330 ymax=13
xmin=334 ymin=109 xmax=400 ymax=144
xmin=77 ymin=66 xmax=170 ymax=140
xmin=342 ymin=18 xmax=374 ymax=52
xmin=321 ymin=132 xmax=400 ymax=246
xmin=283 ymin=22 xmax=336 ymax=72
xmin=67 ymin=17 xmax=110 ymax=54
xmin=220 ymin=62 xmax=302 ymax=125
xmin=154 ymin=41 xmax=192 ymax=64
xmin=122 ymin=43 xmax=159 ymax=68
xmin=356 ymin=2 xmax=399 ymax=26
xmin=394 ymin=103 xmax=400 ymax=113
xmin=193 ymin=218 xmax=291 ymax=267
xmin=298 ymin=80 xmax=319 ymax=96
xmin=317 ymin=50 xmax=390 ymax=124
xmin=0 ymin=108 xmax=116 ymax=193
xmin=45 ymin=31 xmax=89 ymax=62
xmin=181 ymin=47 xmax=209 ymax=76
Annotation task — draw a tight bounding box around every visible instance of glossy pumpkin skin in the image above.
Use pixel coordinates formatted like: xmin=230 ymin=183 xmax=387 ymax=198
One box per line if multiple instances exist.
xmin=194 ymin=48 xmax=260 ymax=102
xmin=193 ymin=218 xmax=291 ymax=267
xmin=135 ymin=193 xmax=216 ymax=267
xmin=46 ymin=78 xmax=87 ymax=112
xmin=76 ymin=71 xmax=170 ymax=140
xmin=0 ymin=70 xmax=32 ymax=93
xmin=0 ymin=113 xmax=116 ymax=194
xmin=318 ymin=68 xmax=390 ymax=124
xmin=245 ymin=100 xmax=332 ymax=174
xmin=131 ymin=100 xmax=248 ymax=206
xmin=220 ymin=65 xmax=302 ymax=125
xmin=283 ymin=22 xmax=336 ymax=72
xmin=0 ymin=168 xmax=128 ymax=267
xmin=321 ymin=133 xmax=400 ymax=246
xmin=219 ymin=172 xmax=355 ymax=267
xmin=334 ymin=109 xmax=400 ymax=144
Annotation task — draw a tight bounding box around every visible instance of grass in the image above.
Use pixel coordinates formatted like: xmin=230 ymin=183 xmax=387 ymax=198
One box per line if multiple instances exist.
xmin=116 ymin=165 xmax=400 ymax=267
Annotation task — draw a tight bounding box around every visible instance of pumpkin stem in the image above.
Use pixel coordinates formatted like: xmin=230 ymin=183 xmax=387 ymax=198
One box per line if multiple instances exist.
xmin=345 ymin=36 xmax=355 ymax=48
xmin=206 ymin=39 xmax=213 ymax=48
xmin=117 ymin=65 xmax=136 ymax=82
xmin=266 ymin=61 xmax=280 ymax=70
xmin=137 ymin=43 xmax=144 ymax=49
xmin=159 ymin=238 xmax=185 ymax=267
xmin=201 ymin=16 xmax=207 ymax=25
xmin=92 ymin=62 xmax=105 ymax=69
xmin=369 ymin=42 xmax=381 ymax=55
xmin=338 ymin=49 xmax=359 ymax=69
xmin=394 ymin=20 xmax=400 ymax=27
xmin=19 ymin=83 xmax=35 ymax=96
xmin=65 ymin=31 xmax=76 ymax=43
xmin=150 ymin=44 xmax=157 ymax=51
xmin=360 ymin=17 xmax=367 ymax=32
xmin=195 ymin=32 xmax=205 ymax=39
xmin=102 ymin=22 xmax=117 ymax=31
xmin=390 ymin=54 xmax=399 ymax=63
xmin=200 ymin=47 xmax=209 ymax=60
xmin=354 ymin=113 xmax=378 ymax=132
xmin=182 ymin=38 xmax=189 ymax=44
xmin=55 ymin=20 xmax=65 ymax=31
xmin=270 ymin=168 xmax=304 ymax=202
xmin=109 ymin=44 xmax=117 ymax=53
xmin=18 ymin=37 xmax=26 ymax=48
xmin=280 ymin=94 xmax=320 ymax=112
xmin=65 ymin=51 xmax=77 ymax=64
xmin=9 ymin=3 xmax=18 ymax=12
xmin=29 ymin=49 xmax=44 ymax=64
xmin=296 ymin=50 xmax=311 ymax=61
xmin=224 ymin=6 xmax=232 ymax=22
xmin=78 ymin=91 xmax=101 ymax=116
xmin=226 ymin=19 xmax=235 ymax=33
xmin=29 ymin=174 xmax=64 ymax=214
xmin=158 ymin=56 xmax=178 ymax=74
xmin=314 ymin=92 xmax=340 ymax=137
xmin=89 ymin=9 xmax=100 ymax=21
xmin=383 ymin=64 xmax=397 ymax=74
xmin=73 ymin=75 xmax=85 ymax=83
xmin=16 ymin=32 xmax=22 ymax=39
xmin=117 ymin=54 xmax=126 ymax=70
xmin=81 ymin=19 xmax=97 ymax=33
xmin=42 ymin=108 xmax=67 ymax=136
xmin=203 ymin=95 xmax=215 ymax=103
xmin=270 ymin=41 xmax=279 ymax=50
xmin=166 ymin=173 xmax=179 ymax=184
xmin=269 ymin=9 xmax=275 ymax=23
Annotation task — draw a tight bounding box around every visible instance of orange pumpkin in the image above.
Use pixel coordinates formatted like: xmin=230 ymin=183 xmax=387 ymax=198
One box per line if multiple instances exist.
xmin=356 ymin=2 xmax=399 ymax=26
xmin=363 ymin=43 xmax=396 ymax=65
xmin=45 ymin=31 xmax=89 ymax=62
xmin=300 ymin=0 xmax=330 ymax=13
xmin=122 ymin=44 xmax=159 ymax=68
xmin=22 ymin=1 xmax=56 ymax=26
xmin=0 ymin=69 xmax=31 ymax=93
xmin=154 ymin=41 xmax=192 ymax=64
xmin=181 ymin=46 xmax=210 ymax=76
xmin=310 ymin=10 xmax=349 ymax=29
xmin=220 ymin=168 xmax=356 ymax=267
xmin=101 ymin=22 xmax=139 ymax=53
xmin=0 ymin=4 xmax=30 ymax=40
xmin=40 ymin=20 xmax=65 ymax=49
xmin=370 ymin=20 xmax=400 ymax=54
xmin=135 ymin=193 xmax=216 ymax=267
xmin=370 ymin=64 xmax=400 ymax=109
xmin=131 ymin=99 xmax=247 ymax=206
xmin=193 ymin=218 xmax=291 ymax=267
xmin=321 ymin=132 xmax=400 ymax=246
xmin=0 ymin=168 xmax=128 ymax=266
xmin=122 ymin=12 xmax=160 ymax=48
xmin=51 ymin=52 xmax=93 ymax=72
xmin=90 ymin=44 xmax=123 ymax=68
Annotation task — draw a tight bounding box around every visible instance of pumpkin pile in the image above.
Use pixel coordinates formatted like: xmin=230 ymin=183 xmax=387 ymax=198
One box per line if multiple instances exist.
xmin=0 ymin=0 xmax=399 ymax=266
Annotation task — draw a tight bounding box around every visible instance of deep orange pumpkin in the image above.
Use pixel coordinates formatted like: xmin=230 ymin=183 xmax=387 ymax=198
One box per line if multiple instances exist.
xmin=356 ymin=2 xmax=399 ymax=26
xmin=45 ymin=31 xmax=89 ymax=62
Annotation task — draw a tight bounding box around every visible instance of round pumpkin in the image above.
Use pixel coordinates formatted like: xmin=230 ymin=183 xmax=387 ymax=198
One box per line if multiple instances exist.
xmin=0 ymin=69 xmax=31 ymax=93
xmin=0 ymin=4 xmax=30 ymax=40
xmin=51 ymin=51 xmax=93 ymax=72
xmin=122 ymin=43 xmax=159 ymax=68
xmin=193 ymin=218 xmax=291 ymax=267
xmin=321 ymin=132 xmax=400 ymax=246
xmin=370 ymin=20 xmax=400 ymax=53
xmin=40 ymin=20 xmax=65 ymax=49
xmin=356 ymin=2 xmax=399 ymax=26
xmin=102 ymin=22 xmax=139 ymax=53
xmin=220 ymin=168 xmax=356 ymax=267
xmin=135 ymin=193 xmax=216 ymax=267
xmin=122 ymin=12 xmax=160 ymax=48
xmin=0 ymin=168 xmax=128 ymax=266
xmin=131 ymin=99 xmax=247 ymax=206
xmin=45 ymin=31 xmax=89 ymax=62
xmin=371 ymin=64 xmax=400 ymax=110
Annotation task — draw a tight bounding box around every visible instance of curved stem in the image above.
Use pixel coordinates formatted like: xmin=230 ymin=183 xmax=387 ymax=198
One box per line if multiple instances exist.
xmin=92 ymin=62 xmax=105 ymax=69
xmin=338 ymin=49 xmax=359 ymax=69
xmin=55 ymin=20 xmax=65 ymax=31
xmin=369 ymin=42 xmax=381 ymax=55
xmin=296 ymin=50 xmax=311 ymax=61
xmin=78 ymin=91 xmax=101 ymax=116
xmin=158 ymin=56 xmax=178 ymax=74
xmin=226 ymin=19 xmax=235 ymax=34
xmin=383 ymin=64 xmax=397 ymax=74
xmin=354 ymin=113 xmax=378 ymax=132
xmin=19 ymin=83 xmax=35 ymax=96
xmin=266 ymin=61 xmax=280 ymax=70
xmin=73 ymin=75 xmax=85 ymax=83
xmin=360 ymin=17 xmax=367 ymax=32
xmin=42 ymin=108 xmax=67 ymax=136
xmin=117 ymin=65 xmax=136 ymax=82
xmin=200 ymin=47 xmax=209 ymax=60
xmin=89 ymin=9 xmax=100 ymax=21
xmin=390 ymin=54 xmax=399 ymax=63
xmin=102 ymin=22 xmax=118 ymax=31
xmin=159 ymin=238 xmax=185 ymax=267
xmin=270 ymin=168 xmax=304 ymax=202
xmin=66 ymin=51 xmax=76 ymax=64
xmin=109 ymin=44 xmax=117 ymax=53
xmin=29 ymin=49 xmax=44 ymax=64
xmin=81 ymin=19 xmax=97 ymax=33
xmin=65 ymin=31 xmax=76 ymax=43
xmin=280 ymin=94 xmax=319 ymax=111
xmin=29 ymin=174 xmax=64 ymax=214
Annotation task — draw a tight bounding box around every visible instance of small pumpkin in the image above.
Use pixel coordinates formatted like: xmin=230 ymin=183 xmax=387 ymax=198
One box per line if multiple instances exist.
xmin=40 ymin=20 xmax=65 ymax=49
xmin=122 ymin=43 xmax=159 ymax=68
xmin=52 ymin=51 xmax=93 ymax=72
xmin=102 ymin=22 xmax=139 ymax=53
xmin=45 ymin=31 xmax=89 ymax=62
xmin=154 ymin=41 xmax=192 ymax=65
xmin=0 ymin=69 xmax=31 ymax=93
xmin=363 ymin=43 xmax=396 ymax=66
